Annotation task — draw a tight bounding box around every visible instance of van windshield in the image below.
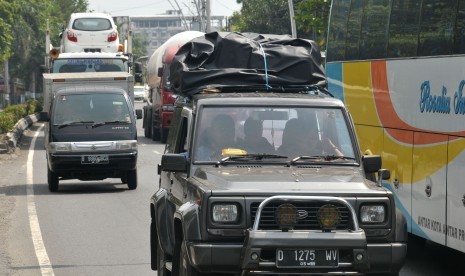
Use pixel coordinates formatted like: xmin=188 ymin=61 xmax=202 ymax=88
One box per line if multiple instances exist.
xmin=53 ymin=93 xmax=131 ymax=125
xmin=52 ymin=58 xmax=128 ymax=73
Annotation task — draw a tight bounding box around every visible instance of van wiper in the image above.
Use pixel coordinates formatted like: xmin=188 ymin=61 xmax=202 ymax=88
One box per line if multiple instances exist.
xmin=290 ymin=155 xmax=356 ymax=165
xmin=92 ymin=120 xmax=129 ymax=128
xmin=219 ymin=153 xmax=288 ymax=164
xmin=57 ymin=121 xmax=94 ymax=129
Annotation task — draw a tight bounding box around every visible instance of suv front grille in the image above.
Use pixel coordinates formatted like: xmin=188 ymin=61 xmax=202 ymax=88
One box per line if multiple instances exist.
xmin=250 ymin=201 xmax=352 ymax=230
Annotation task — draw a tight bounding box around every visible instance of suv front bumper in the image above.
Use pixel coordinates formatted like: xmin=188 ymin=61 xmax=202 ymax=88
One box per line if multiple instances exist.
xmin=187 ymin=238 xmax=406 ymax=275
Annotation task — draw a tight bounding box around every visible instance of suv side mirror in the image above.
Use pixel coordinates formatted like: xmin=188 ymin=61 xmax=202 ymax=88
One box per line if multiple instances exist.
xmin=362 ymin=155 xmax=381 ymax=174
xmin=158 ymin=67 xmax=163 ymax=77
xmin=160 ymin=154 xmax=188 ymax=173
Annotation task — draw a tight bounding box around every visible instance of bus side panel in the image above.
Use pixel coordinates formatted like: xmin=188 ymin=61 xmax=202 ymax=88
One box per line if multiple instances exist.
xmin=446 ymin=137 xmax=465 ymax=252
xmin=342 ymin=62 xmax=381 ymax=127
xmin=355 ymin=125 xmax=383 ymax=156
xmin=325 ymin=63 xmax=344 ymax=102
xmin=412 ymin=132 xmax=447 ymax=245
xmin=383 ymin=128 xmax=413 ymax=233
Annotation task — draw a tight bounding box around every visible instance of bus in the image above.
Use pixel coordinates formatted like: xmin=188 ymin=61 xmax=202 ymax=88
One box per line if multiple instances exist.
xmin=325 ymin=0 xmax=465 ymax=254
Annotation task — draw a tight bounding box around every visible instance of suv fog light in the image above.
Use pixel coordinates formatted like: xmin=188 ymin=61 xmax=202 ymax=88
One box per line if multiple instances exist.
xmin=251 ymin=252 xmax=259 ymax=260
xmin=317 ymin=204 xmax=341 ymax=230
xmin=276 ymin=203 xmax=297 ymax=229
xmin=356 ymin=253 xmax=364 ymax=261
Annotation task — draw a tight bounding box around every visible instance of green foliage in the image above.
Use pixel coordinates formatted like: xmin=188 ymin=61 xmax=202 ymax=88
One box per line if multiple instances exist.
xmin=133 ymin=33 xmax=149 ymax=61
xmin=0 ymin=100 xmax=41 ymax=134
xmin=0 ymin=112 xmax=15 ymax=134
xmin=230 ymin=0 xmax=296 ymax=34
xmin=295 ymin=0 xmax=331 ymax=47
xmin=0 ymin=0 xmax=19 ymax=65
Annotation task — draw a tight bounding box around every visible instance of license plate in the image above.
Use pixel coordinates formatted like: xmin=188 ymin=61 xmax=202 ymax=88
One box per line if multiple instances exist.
xmin=81 ymin=155 xmax=109 ymax=164
xmin=276 ymin=249 xmax=338 ymax=268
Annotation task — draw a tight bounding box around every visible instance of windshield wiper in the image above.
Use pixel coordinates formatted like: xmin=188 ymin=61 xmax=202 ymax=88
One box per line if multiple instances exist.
xmin=290 ymin=155 xmax=356 ymax=165
xmin=219 ymin=153 xmax=288 ymax=164
xmin=57 ymin=121 xmax=94 ymax=129
xmin=92 ymin=120 xmax=129 ymax=128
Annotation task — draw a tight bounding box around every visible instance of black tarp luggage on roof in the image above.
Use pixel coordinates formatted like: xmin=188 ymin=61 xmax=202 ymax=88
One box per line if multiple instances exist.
xmin=169 ymin=32 xmax=326 ymax=97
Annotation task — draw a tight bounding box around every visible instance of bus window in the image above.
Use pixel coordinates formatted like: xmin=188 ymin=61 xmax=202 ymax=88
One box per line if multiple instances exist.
xmin=345 ymin=0 xmax=364 ymax=60
xmin=387 ymin=0 xmax=421 ymax=58
xmin=454 ymin=2 xmax=465 ymax=54
xmin=418 ymin=0 xmax=456 ymax=56
xmin=326 ymin=1 xmax=350 ymax=62
xmin=359 ymin=0 xmax=390 ymax=60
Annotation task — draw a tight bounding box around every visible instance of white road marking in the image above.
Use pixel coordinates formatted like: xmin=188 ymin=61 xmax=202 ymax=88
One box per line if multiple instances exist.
xmin=152 ymin=150 xmax=161 ymax=154
xmin=27 ymin=125 xmax=54 ymax=276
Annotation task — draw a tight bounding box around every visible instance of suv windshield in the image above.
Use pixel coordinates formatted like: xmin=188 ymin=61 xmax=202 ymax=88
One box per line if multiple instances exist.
xmin=193 ymin=106 xmax=356 ymax=162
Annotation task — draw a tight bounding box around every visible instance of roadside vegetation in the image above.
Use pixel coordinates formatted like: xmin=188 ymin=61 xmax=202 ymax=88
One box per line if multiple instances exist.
xmin=0 ymin=99 xmax=42 ymax=134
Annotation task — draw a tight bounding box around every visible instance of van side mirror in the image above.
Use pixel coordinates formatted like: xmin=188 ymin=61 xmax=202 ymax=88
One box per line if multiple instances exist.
xmin=134 ymin=73 xmax=143 ymax=83
xmin=134 ymin=62 xmax=143 ymax=74
xmin=39 ymin=111 xmax=50 ymax=122
xmin=135 ymin=109 xmax=142 ymax=119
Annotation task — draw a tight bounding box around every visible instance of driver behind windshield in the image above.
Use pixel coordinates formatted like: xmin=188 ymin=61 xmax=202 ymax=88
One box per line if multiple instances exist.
xmin=196 ymin=114 xmax=237 ymax=160
xmin=277 ymin=118 xmax=343 ymax=158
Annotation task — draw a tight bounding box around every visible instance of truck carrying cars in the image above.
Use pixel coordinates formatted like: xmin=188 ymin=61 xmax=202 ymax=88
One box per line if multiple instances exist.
xmin=41 ymin=86 xmax=141 ymax=192
xmin=143 ymin=31 xmax=204 ymax=142
xmin=150 ymin=32 xmax=407 ymax=275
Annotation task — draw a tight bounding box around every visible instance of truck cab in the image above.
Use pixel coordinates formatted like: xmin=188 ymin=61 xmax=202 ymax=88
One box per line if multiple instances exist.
xmin=42 ymin=87 xmax=142 ymax=191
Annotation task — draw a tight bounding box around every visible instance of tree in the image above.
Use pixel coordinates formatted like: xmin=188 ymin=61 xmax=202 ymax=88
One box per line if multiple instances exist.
xmin=0 ymin=0 xmax=18 ymax=66
xmin=230 ymin=0 xmax=296 ymax=35
xmin=295 ymin=0 xmax=331 ymax=47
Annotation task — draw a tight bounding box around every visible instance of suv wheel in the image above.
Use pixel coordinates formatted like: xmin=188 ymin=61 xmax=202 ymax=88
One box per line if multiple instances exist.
xmin=47 ymin=168 xmax=59 ymax=192
xmin=178 ymin=240 xmax=201 ymax=276
xmin=144 ymin=108 xmax=152 ymax=138
xmin=127 ymin=170 xmax=137 ymax=190
xmin=157 ymin=238 xmax=171 ymax=276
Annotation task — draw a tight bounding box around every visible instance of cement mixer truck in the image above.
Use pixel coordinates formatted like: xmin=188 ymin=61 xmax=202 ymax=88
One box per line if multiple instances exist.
xmin=143 ymin=31 xmax=204 ymax=142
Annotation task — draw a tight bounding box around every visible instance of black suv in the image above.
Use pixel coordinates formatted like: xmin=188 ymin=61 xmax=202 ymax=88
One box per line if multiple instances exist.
xmin=150 ymin=92 xmax=407 ymax=275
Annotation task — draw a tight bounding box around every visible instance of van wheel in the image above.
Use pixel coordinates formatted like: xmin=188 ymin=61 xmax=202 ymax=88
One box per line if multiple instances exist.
xmin=127 ymin=170 xmax=137 ymax=190
xmin=47 ymin=168 xmax=59 ymax=192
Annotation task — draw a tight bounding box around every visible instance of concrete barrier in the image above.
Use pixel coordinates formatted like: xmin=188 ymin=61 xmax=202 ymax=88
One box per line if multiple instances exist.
xmin=0 ymin=113 xmax=39 ymax=153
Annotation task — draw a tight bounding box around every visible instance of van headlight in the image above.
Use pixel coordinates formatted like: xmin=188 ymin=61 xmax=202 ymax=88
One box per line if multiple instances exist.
xmin=212 ymin=203 xmax=238 ymax=223
xmin=48 ymin=142 xmax=72 ymax=153
xmin=115 ymin=140 xmax=137 ymax=151
xmin=360 ymin=205 xmax=385 ymax=223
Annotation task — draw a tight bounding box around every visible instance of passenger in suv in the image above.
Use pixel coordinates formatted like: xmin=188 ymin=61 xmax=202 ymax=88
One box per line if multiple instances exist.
xmin=150 ymin=92 xmax=407 ymax=276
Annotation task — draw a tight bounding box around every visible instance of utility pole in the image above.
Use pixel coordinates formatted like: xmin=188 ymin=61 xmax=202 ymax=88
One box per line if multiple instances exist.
xmin=4 ymin=60 xmax=10 ymax=106
xmin=288 ymin=0 xmax=297 ymax=38
xmin=206 ymin=0 xmax=211 ymax=32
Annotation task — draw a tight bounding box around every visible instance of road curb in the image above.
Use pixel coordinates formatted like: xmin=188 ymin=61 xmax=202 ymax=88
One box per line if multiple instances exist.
xmin=0 ymin=113 xmax=39 ymax=153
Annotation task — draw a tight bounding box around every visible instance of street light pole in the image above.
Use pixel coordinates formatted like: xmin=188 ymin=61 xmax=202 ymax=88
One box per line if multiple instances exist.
xmin=288 ymin=0 xmax=297 ymax=38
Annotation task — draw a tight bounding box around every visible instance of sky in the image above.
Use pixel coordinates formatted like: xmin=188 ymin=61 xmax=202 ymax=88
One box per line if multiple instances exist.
xmin=87 ymin=0 xmax=242 ymax=17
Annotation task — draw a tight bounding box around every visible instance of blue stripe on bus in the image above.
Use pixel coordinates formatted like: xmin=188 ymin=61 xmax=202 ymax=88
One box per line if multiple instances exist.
xmin=382 ymin=182 xmax=430 ymax=240
xmin=326 ymin=63 xmax=344 ymax=102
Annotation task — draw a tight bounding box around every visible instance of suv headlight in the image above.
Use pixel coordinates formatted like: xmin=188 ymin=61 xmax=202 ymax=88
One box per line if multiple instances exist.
xmin=212 ymin=203 xmax=238 ymax=223
xmin=360 ymin=205 xmax=385 ymax=223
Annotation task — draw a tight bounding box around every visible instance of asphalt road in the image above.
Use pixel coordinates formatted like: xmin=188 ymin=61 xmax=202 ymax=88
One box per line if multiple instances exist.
xmin=0 ymin=101 xmax=464 ymax=276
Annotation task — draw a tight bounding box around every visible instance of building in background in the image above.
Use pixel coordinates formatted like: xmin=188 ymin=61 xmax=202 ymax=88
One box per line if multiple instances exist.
xmin=116 ymin=10 xmax=225 ymax=56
